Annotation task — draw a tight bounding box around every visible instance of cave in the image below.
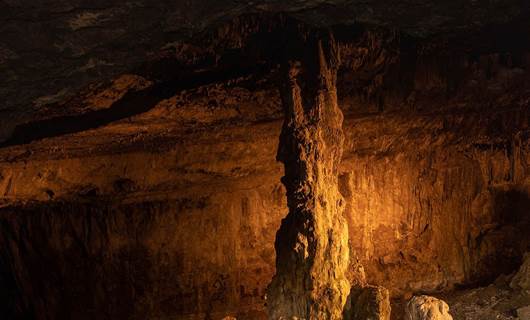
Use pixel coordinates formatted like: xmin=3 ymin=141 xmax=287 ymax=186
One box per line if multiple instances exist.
xmin=1 ymin=2 xmax=530 ymax=320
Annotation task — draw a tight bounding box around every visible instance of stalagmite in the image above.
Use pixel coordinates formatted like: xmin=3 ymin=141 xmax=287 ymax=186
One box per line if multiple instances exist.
xmin=510 ymin=252 xmax=530 ymax=292
xmin=266 ymin=30 xmax=351 ymax=320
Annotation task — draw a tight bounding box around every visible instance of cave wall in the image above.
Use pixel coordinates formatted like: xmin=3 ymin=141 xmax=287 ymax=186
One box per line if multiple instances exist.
xmin=342 ymin=113 xmax=530 ymax=294
xmin=1 ymin=111 xmax=528 ymax=319
xmin=0 ymin=119 xmax=286 ymax=320
xmin=0 ymin=190 xmax=282 ymax=320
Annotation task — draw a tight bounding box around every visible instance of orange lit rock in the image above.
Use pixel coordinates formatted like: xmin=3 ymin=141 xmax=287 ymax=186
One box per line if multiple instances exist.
xmin=266 ymin=30 xmax=350 ymax=319
xmin=346 ymin=285 xmax=391 ymax=320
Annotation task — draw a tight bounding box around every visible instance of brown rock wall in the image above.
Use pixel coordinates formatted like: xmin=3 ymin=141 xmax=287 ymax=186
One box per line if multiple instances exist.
xmin=0 ymin=109 xmax=528 ymax=318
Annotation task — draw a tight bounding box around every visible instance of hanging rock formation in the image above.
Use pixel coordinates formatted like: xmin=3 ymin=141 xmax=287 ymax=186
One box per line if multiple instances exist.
xmin=266 ymin=30 xmax=350 ymax=319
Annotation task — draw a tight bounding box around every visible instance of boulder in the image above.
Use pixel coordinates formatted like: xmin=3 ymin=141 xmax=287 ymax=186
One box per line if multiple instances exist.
xmin=405 ymin=295 xmax=453 ymax=320
xmin=517 ymin=306 xmax=530 ymax=319
xmin=347 ymin=285 xmax=391 ymax=320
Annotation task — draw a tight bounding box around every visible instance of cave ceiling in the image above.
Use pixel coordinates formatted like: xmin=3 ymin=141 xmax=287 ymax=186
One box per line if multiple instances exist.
xmin=1 ymin=0 xmax=529 ymax=144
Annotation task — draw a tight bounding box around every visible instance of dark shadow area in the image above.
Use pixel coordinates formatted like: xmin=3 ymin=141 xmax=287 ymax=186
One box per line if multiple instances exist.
xmin=0 ymin=251 xmax=17 ymax=320
xmin=471 ymin=188 xmax=530 ymax=286
xmin=0 ymin=200 xmax=156 ymax=320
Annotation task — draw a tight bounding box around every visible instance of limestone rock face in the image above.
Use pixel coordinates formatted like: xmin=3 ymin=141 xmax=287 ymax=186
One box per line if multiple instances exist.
xmin=405 ymin=296 xmax=453 ymax=320
xmin=266 ymin=30 xmax=350 ymax=319
xmin=347 ymin=285 xmax=391 ymax=320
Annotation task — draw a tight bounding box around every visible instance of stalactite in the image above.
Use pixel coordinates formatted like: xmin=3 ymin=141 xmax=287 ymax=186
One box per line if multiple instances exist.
xmin=266 ymin=30 xmax=351 ymax=320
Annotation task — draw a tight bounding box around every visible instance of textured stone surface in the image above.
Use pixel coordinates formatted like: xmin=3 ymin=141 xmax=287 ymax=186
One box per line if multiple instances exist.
xmin=0 ymin=186 xmax=283 ymax=319
xmin=266 ymin=30 xmax=350 ymax=320
xmin=1 ymin=1 xmax=529 ymax=144
xmin=0 ymin=100 xmax=528 ymax=319
xmin=405 ymin=296 xmax=453 ymax=320
xmin=516 ymin=306 xmax=530 ymax=319
xmin=347 ymin=285 xmax=391 ymax=320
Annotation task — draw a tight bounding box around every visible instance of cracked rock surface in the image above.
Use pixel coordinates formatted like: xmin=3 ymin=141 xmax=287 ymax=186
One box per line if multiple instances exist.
xmin=266 ymin=30 xmax=350 ymax=319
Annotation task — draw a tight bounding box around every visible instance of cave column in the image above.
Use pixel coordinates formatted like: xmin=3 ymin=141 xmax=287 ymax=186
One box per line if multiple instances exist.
xmin=267 ymin=31 xmax=350 ymax=320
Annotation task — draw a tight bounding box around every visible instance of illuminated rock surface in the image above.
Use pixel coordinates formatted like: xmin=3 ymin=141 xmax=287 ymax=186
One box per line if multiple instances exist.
xmin=347 ymin=285 xmax=391 ymax=320
xmin=405 ymin=296 xmax=453 ymax=320
xmin=266 ymin=30 xmax=350 ymax=320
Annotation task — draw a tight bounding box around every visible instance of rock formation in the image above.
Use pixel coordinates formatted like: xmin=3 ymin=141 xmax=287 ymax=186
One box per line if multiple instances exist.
xmin=517 ymin=306 xmax=530 ymax=319
xmin=266 ymin=30 xmax=350 ymax=319
xmin=346 ymin=286 xmax=391 ymax=320
xmin=405 ymin=296 xmax=453 ymax=320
